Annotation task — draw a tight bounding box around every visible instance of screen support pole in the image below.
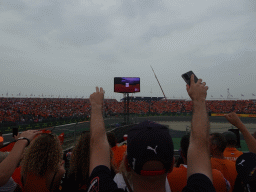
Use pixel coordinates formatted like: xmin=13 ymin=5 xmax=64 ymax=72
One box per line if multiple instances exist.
xmin=123 ymin=93 xmax=130 ymax=125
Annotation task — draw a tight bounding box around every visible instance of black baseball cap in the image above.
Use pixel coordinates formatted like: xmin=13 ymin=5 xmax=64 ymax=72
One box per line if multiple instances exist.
xmin=236 ymin=152 xmax=256 ymax=184
xmin=127 ymin=120 xmax=174 ymax=176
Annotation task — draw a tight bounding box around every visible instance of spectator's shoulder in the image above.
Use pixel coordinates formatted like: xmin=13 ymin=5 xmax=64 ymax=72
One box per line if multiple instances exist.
xmin=87 ymin=165 xmax=124 ymax=192
xmin=182 ymin=173 xmax=215 ymax=192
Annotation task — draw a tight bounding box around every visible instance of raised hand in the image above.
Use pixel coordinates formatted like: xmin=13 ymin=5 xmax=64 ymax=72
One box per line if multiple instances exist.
xmin=186 ymin=75 xmax=208 ymax=102
xmin=89 ymin=87 xmax=104 ymax=108
xmin=19 ymin=130 xmax=42 ymax=142
xmin=224 ymin=112 xmax=243 ymax=128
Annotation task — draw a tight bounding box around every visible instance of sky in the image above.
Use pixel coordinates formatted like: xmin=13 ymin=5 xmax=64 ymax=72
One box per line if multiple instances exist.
xmin=0 ymin=0 xmax=256 ymax=101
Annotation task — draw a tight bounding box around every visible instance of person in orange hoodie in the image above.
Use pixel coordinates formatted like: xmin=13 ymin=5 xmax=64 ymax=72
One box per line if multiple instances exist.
xmin=210 ymin=132 xmax=237 ymax=191
xmin=107 ymin=132 xmax=127 ymax=172
xmin=222 ymin=131 xmax=243 ymax=162
xmin=168 ymin=134 xmax=231 ymax=192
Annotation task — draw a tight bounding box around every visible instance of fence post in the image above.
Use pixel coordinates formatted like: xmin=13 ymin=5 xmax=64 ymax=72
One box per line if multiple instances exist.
xmin=186 ymin=125 xmax=190 ymax=135
xmin=74 ymin=122 xmax=78 ymax=145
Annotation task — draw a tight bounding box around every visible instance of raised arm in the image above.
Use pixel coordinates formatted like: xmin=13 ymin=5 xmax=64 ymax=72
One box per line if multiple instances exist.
xmin=186 ymin=75 xmax=212 ymax=181
xmin=0 ymin=130 xmax=40 ymax=186
xmin=225 ymin=112 xmax=256 ymax=154
xmin=89 ymin=87 xmax=110 ymax=175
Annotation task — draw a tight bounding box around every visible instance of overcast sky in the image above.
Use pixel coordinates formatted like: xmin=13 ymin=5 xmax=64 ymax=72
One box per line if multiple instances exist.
xmin=1 ymin=0 xmax=255 ymax=101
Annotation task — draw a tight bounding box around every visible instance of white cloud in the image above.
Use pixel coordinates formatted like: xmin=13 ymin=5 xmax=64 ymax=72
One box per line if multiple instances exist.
xmin=0 ymin=0 xmax=255 ymax=99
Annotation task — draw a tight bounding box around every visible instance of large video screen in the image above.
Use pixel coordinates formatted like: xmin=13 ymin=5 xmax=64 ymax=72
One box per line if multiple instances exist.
xmin=114 ymin=77 xmax=140 ymax=93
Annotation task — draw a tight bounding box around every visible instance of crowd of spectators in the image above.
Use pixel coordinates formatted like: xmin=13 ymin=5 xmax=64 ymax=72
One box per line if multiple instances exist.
xmin=0 ymin=76 xmax=256 ymax=192
xmin=0 ymin=97 xmax=256 ymax=124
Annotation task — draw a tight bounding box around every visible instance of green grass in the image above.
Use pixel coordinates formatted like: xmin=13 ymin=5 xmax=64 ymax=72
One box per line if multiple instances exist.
xmin=172 ymin=138 xmax=249 ymax=152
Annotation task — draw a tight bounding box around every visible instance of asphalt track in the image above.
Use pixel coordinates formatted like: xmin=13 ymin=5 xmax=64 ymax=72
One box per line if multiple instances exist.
xmin=2 ymin=116 xmax=256 ymax=145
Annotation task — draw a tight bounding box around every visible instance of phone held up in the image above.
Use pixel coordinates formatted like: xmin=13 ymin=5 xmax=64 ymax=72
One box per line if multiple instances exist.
xmin=13 ymin=127 xmax=18 ymax=137
xmin=181 ymin=71 xmax=198 ymax=86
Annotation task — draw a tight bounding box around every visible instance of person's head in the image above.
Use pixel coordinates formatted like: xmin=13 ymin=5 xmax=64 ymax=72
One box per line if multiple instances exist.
xmin=68 ymin=132 xmax=91 ymax=186
xmin=209 ymin=133 xmax=227 ymax=155
xmin=21 ymin=133 xmax=63 ymax=177
xmin=236 ymin=152 xmax=256 ymax=191
xmin=107 ymin=132 xmax=117 ymax=148
xmin=126 ymin=121 xmax=174 ymax=180
xmin=222 ymin=131 xmax=237 ymax=148
xmin=180 ymin=134 xmax=190 ymax=164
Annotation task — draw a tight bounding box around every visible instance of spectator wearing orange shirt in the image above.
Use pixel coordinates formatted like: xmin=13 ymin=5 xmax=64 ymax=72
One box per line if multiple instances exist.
xmin=210 ymin=133 xmax=237 ymax=191
xmin=107 ymin=132 xmax=127 ymax=172
xmin=20 ymin=133 xmax=65 ymax=192
xmin=222 ymin=131 xmax=243 ymax=162
xmin=168 ymin=134 xmax=231 ymax=192
xmin=0 ymin=132 xmax=3 ymax=148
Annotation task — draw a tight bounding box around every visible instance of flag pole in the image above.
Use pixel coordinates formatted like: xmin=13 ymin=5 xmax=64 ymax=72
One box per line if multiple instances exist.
xmin=150 ymin=65 xmax=167 ymax=100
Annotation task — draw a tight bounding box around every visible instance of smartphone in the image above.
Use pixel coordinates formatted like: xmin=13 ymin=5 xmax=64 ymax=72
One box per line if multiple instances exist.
xmin=181 ymin=71 xmax=198 ymax=86
xmin=13 ymin=127 xmax=18 ymax=137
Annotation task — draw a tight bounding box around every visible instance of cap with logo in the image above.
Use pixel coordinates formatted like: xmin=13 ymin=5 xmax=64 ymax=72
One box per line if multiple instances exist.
xmin=127 ymin=120 xmax=174 ymax=176
xmin=236 ymin=152 xmax=256 ymax=184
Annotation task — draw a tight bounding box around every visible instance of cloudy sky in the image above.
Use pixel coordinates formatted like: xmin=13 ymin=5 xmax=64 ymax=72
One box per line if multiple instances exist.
xmin=0 ymin=0 xmax=255 ymax=101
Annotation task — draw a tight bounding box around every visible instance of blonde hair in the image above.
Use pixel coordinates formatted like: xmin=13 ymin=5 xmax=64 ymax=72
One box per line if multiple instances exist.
xmin=21 ymin=133 xmax=63 ymax=177
xmin=68 ymin=132 xmax=90 ymax=185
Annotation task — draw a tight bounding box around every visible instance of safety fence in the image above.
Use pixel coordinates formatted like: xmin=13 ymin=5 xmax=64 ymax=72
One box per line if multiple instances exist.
xmin=2 ymin=112 xmax=256 ymax=134
xmin=0 ymin=116 xmax=89 ymax=134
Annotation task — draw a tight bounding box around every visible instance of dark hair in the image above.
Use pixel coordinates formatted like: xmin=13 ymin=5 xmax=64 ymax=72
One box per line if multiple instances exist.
xmin=226 ymin=138 xmax=237 ymax=147
xmin=180 ymin=134 xmax=190 ymax=160
xmin=107 ymin=132 xmax=117 ymax=148
xmin=0 ymin=131 xmax=2 ymax=136
xmin=210 ymin=133 xmax=227 ymax=153
xmin=222 ymin=131 xmax=237 ymax=147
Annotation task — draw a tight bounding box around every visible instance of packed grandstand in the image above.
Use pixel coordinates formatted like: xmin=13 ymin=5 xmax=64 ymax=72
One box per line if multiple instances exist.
xmin=1 ymin=90 xmax=256 ymax=191
xmin=0 ymin=97 xmax=256 ymax=124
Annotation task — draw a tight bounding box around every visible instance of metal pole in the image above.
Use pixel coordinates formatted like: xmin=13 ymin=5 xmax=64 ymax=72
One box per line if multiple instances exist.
xmin=74 ymin=122 xmax=78 ymax=145
xmin=127 ymin=93 xmax=129 ymax=125
xmin=150 ymin=65 xmax=167 ymax=100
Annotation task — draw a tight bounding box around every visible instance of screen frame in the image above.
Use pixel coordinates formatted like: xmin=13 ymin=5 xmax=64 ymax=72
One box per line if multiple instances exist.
xmin=114 ymin=77 xmax=140 ymax=93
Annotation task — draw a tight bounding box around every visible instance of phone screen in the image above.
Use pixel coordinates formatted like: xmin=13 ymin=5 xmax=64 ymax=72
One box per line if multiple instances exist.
xmin=182 ymin=71 xmax=198 ymax=85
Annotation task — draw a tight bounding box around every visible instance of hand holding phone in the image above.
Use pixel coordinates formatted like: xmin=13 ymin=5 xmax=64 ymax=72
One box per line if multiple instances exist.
xmin=181 ymin=71 xmax=198 ymax=86
xmin=185 ymin=73 xmax=208 ymax=102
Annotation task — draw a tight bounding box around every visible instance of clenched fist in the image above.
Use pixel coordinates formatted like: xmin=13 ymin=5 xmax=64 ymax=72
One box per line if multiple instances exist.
xmin=224 ymin=112 xmax=243 ymax=128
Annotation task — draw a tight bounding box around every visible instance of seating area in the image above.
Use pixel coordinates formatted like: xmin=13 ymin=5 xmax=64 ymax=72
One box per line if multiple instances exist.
xmin=0 ymin=98 xmax=255 ymax=124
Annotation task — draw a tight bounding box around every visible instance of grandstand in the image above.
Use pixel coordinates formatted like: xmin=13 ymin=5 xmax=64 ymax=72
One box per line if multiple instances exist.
xmin=1 ymin=97 xmax=256 ymax=151
xmin=0 ymin=97 xmax=255 ymax=125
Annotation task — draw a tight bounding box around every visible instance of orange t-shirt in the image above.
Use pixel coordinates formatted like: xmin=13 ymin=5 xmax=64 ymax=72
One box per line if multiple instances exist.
xmin=223 ymin=147 xmax=243 ymax=162
xmin=12 ymin=166 xmax=23 ymax=188
xmin=111 ymin=145 xmax=127 ymax=170
xmin=167 ymin=164 xmax=230 ymax=192
xmin=0 ymin=136 xmax=3 ymax=143
xmin=211 ymin=158 xmax=237 ymax=191
xmin=22 ymin=173 xmax=50 ymax=192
